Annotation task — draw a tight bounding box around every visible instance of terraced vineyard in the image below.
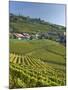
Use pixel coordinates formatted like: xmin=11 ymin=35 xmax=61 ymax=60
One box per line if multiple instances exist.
xmin=9 ymin=39 xmax=66 ymax=88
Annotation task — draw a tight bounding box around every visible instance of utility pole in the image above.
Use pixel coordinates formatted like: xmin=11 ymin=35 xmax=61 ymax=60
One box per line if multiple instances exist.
xmin=17 ymin=7 xmax=23 ymax=16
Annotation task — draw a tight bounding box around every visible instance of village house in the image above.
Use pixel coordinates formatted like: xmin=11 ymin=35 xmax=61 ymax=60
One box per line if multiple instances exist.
xmin=22 ymin=33 xmax=30 ymax=39
xmin=12 ymin=33 xmax=30 ymax=40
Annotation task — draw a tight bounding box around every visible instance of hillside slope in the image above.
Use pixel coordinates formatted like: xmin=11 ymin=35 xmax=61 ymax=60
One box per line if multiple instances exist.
xmin=9 ymin=13 xmax=66 ymax=33
xmin=9 ymin=39 xmax=66 ymax=88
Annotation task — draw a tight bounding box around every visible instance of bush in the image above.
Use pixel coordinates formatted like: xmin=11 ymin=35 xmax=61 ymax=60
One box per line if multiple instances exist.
xmin=16 ymin=78 xmax=26 ymax=88
xmin=29 ymin=77 xmax=37 ymax=87
xmin=36 ymin=80 xmax=48 ymax=87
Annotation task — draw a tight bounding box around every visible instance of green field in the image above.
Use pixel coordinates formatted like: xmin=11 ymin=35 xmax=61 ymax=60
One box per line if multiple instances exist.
xmin=9 ymin=39 xmax=66 ymax=88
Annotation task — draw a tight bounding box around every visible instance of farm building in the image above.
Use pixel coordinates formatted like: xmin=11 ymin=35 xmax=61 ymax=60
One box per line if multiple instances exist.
xmin=13 ymin=33 xmax=25 ymax=40
xmin=10 ymin=33 xmax=31 ymax=40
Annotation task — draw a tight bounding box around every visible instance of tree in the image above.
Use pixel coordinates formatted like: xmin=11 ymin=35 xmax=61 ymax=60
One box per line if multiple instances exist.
xmin=30 ymin=35 xmax=33 ymax=40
